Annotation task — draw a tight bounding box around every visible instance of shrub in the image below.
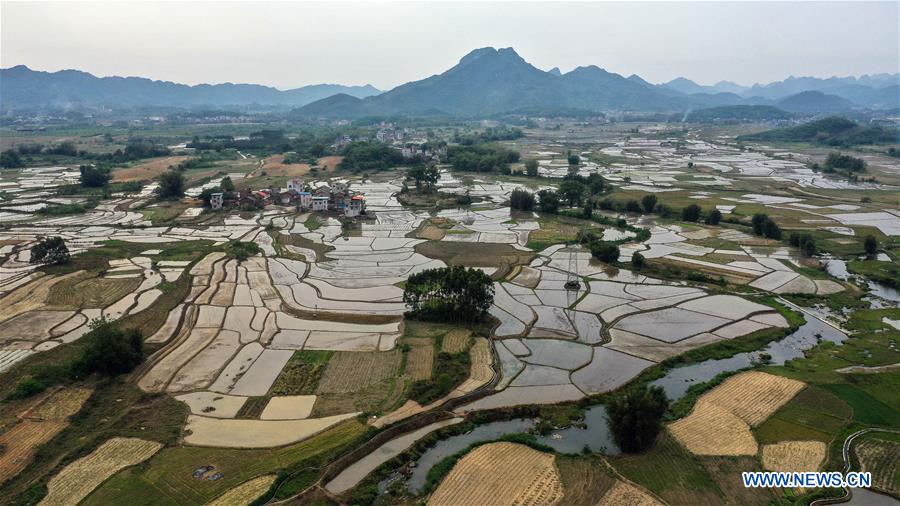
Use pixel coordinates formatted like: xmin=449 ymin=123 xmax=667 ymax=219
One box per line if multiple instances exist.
xmin=705 ymin=209 xmax=722 ymax=225
xmin=525 ymin=159 xmax=539 ymax=177
xmin=224 ymin=240 xmax=262 ymax=260
xmin=581 ymin=202 xmax=593 ymax=219
xmin=6 ymin=377 xmax=47 ymax=400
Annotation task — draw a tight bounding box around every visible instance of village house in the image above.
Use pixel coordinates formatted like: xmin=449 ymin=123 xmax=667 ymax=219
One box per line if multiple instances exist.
xmin=311 ymin=196 xmax=329 ymax=211
xmin=345 ymin=195 xmax=365 ymax=217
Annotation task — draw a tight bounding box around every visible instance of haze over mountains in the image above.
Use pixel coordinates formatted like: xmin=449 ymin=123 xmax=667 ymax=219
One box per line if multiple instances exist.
xmin=2 ymin=47 xmax=898 ymax=116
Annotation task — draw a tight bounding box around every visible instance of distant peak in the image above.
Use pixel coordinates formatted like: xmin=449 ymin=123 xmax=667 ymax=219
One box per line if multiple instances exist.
xmin=458 ymin=46 xmax=523 ymax=66
xmin=548 ymin=67 xmax=562 ymax=76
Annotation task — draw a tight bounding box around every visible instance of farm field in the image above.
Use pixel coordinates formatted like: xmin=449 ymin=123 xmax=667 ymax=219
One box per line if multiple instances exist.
xmin=427 ymin=442 xmax=564 ymax=506
xmin=1 ymin=115 xmax=898 ymax=506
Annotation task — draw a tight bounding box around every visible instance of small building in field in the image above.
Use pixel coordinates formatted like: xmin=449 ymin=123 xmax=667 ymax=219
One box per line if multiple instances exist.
xmin=311 ymin=196 xmax=329 ymax=211
xmin=210 ymin=192 xmax=223 ymax=210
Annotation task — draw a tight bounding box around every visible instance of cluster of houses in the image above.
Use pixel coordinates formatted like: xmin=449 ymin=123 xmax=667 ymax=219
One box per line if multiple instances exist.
xmin=209 ymin=178 xmax=366 ymax=217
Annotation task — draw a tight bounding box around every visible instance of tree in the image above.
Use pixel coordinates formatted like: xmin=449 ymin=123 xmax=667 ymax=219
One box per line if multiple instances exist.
xmin=607 ymin=386 xmax=669 ymax=453
xmin=510 ymin=188 xmax=535 ymax=211
xmin=590 ymin=241 xmax=620 ymax=263
xmin=705 ymin=209 xmax=722 ymax=225
xmin=30 ymin=236 xmax=70 ymax=265
xmin=682 ymin=204 xmax=701 ymax=222
xmin=559 ymin=180 xmax=586 ymax=207
xmin=632 ymin=251 xmax=645 ymax=270
xmin=567 ymin=153 xmax=580 ymax=166
xmin=156 ymin=170 xmax=185 ymax=199
xmin=625 ymin=200 xmax=642 ymax=213
xmin=763 ymin=219 xmax=781 ymax=240
xmin=641 ymin=194 xmax=657 ymax=214
xmin=789 ymin=232 xmax=816 ymax=256
xmin=588 ymin=174 xmax=605 ymax=195
xmin=403 ymin=266 xmax=494 ymax=322
xmin=71 ymin=320 xmax=143 ymax=378
xmin=407 ymin=164 xmax=439 ymax=190
xmin=751 ymin=214 xmax=769 ymax=236
xmin=224 ymin=240 xmax=262 ymax=261
xmin=0 ymin=149 xmax=24 ymax=168
xmin=79 ymin=164 xmax=111 ymax=187
xmin=864 ymin=235 xmax=878 ymax=256
xmin=538 ymin=190 xmax=560 ymax=214
xmin=581 ymin=202 xmax=593 ymax=220
xmin=220 ymin=176 xmax=235 ymax=192
xmin=525 ymin=159 xmax=539 ymax=177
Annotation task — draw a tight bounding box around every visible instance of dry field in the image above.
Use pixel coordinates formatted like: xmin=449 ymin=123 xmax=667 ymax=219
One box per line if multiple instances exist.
xmin=316 ymin=350 xmax=401 ymax=394
xmin=698 ymin=371 xmax=805 ymax=426
xmin=455 ymin=337 xmax=493 ymax=394
xmin=761 ymin=441 xmax=826 ymax=473
xmin=404 ymin=338 xmax=434 ymax=382
xmin=855 ymin=438 xmax=900 ymax=496
xmin=257 ymin=155 xmax=309 ymax=177
xmin=416 ymin=225 xmax=447 ymax=241
xmin=0 ymin=421 xmax=67 ymax=483
xmin=0 ymin=271 xmax=82 ymax=322
xmin=40 ymin=437 xmax=163 ymax=506
xmin=46 ymin=274 xmax=142 ymax=309
xmin=668 ymin=403 xmax=758 ymax=456
xmin=0 ymin=387 xmax=93 ymax=481
xmin=428 ymin=442 xmax=563 ymax=506
xmin=112 ymin=156 xmax=190 ymax=182
xmin=317 ymin=155 xmax=343 ymax=171
xmin=25 ymin=387 xmax=93 ymax=420
xmin=669 ymin=372 xmax=806 ymax=456
xmin=441 ymin=329 xmax=471 ymax=354
xmin=208 ymin=474 xmax=276 ymax=506
xmin=599 ymin=481 xmax=664 ymax=506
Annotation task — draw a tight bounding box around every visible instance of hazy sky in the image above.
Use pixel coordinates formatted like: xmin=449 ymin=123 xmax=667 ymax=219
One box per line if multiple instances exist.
xmin=2 ymin=1 xmax=898 ymax=90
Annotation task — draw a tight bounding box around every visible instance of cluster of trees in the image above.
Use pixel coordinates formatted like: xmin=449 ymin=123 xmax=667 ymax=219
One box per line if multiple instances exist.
xmin=8 ymin=320 xmax=145 ymax=400
xmin=751 ymin=213 xmax=782 ymax=239
xmin=339 ymin=141 xmax=408 ymax=172
xmin=454 ymin=126 xmax=523 ymax=145
xmin=156 ymin=170 xmax=186 ymax=199
xmin=406 ymin=164 xmax=440 ymax=190
xmin=446 ymin=143 xmax=520 ymax=173
xmin=788 ymin=232 xmax=817 ymax=256
xmin=607 ymin=386 xmax=670 ymax=453
xmin=30 ymin=236 xmax=70 ymax=265
xmin=509 ymin=188 xmax=535 ymax=211
xmin=824 ymin=152 xmax=867 ymax=173
xmin=224 ymin=240 xmax=263 ymax=261
xmin=739 ymin=117 xmax=900 ymax=147
xmin=79 ymin=164 xmax=112 ymax=187
xmin=403 ymin=266 xmax=494 ymax=322
xmin=189 ymin=129 xmax=330 ymax=159
xmin=1 ymin=139 xmax=171 ymax=169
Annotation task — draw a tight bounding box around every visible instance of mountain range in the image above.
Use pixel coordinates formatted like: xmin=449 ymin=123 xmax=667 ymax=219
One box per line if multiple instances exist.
xmin=2 ymin=47 xmax=898 ymax=116
xmin=0 ymin=65 xmax=380 ymax=111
